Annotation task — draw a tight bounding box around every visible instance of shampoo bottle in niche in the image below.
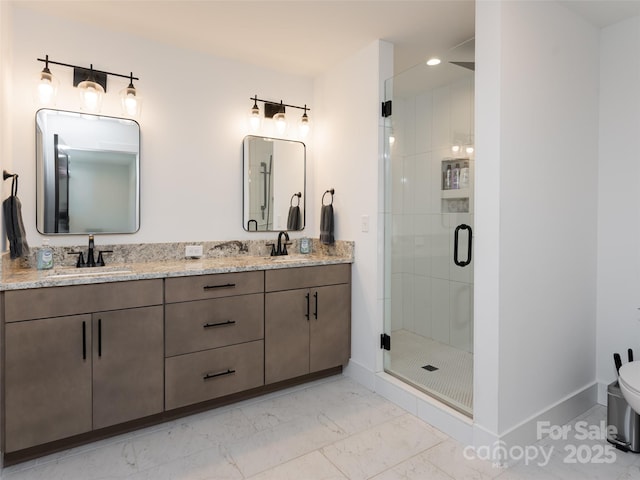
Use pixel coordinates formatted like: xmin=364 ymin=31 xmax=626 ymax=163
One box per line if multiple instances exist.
xmin=452 ymin=163 xmax=461 ymax=189
xmin=37 ymin=239 xmax=54 ymax=270
xmin=444 ymin=164 xmax=452 ymax=190
xmin=460 ymin=161 xmax=470 ymax=189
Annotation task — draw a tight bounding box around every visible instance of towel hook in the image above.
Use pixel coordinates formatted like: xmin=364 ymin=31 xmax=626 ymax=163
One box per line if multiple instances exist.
xmin=322 ymin=188 xmax=334 ymax=206
xmin=290 ymin=192 xmax=302 ymax=207
xmin=3 ymin=170 xmax=18 ymax=196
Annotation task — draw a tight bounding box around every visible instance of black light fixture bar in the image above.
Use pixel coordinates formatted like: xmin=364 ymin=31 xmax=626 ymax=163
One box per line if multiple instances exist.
xmin=38 ymin=56 xmax=139 ymax=93
xmin=37 ymin=57 xmax=139 ymax=81
xmin=250 ymin=96 xmax=310 ymax=113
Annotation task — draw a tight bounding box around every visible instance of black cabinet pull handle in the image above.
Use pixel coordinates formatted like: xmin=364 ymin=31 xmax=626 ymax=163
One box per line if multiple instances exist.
xmin=82 ymin=321 xmax=86 ymax=360
xmin=305 ymin=293 xmax=310 ymax=320
xmin=98 ymin=318 xmax=102 ymax=357
xmin=454 ymin=224 xmax=473 ymax=267
xmin=203 ymin=320 xmax=236 ymax=329
xmin=203 ymin=283 xmax=236 ymax=290
xmin=203 ymin=369 xmax=236 ymax=381
xmin=314 ymin=291 xmax=318 ymax=319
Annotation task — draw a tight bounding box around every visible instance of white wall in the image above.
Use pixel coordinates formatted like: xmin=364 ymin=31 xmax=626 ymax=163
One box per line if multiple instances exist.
xmin=0 ymin=1 xmax=12 ymax=253
xmin=314 ymin=40 xmax=393 ymax=382
xmin=475 ymin=0 xmax=600 ymax=441
xmin=9 ymin=6 xmax=313 ymax=247
xmin=596 ymin=16 xmax=640 ymax=402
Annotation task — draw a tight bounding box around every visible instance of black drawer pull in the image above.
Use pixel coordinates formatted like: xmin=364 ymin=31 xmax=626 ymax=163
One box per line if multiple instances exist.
xmin=305 ymin=293 xmax=310 ymax=320
xmin=203 ymin=320 xmax=236 ymax=329
xmin=82 ymin=321 xmax=87 ymax=360
xmin=98 ymin=318 xmax=102 ymax=357
xmin=203 ymin=283 xmax=236 ymax=290
xmin=203 ymin=369 xmax=236 ymax=381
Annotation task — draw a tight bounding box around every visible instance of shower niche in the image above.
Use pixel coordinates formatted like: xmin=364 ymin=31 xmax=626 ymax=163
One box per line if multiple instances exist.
xmin=440 ymin=158 xmax=474 ymax=214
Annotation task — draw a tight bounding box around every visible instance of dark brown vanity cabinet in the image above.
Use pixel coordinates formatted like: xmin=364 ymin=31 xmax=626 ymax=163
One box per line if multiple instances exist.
xmin=265 ymin=264 xmax=351 ymax=384
xmin=164 ymin=271 xmax=265 ymax=410
xmin=3 ymin=280 xmax=164 ymax=453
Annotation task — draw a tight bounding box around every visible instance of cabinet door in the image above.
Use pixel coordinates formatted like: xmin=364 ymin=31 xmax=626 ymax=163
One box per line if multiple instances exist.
xmin=92 ymin=306 xmax=164 ymax=430
xmin=5 ymin=315 xmax=92 ymax=452
xmin=310 ymin=284 xmax=351 ymax=373
xmin=265 ymin=289 xmax=310 ymax=384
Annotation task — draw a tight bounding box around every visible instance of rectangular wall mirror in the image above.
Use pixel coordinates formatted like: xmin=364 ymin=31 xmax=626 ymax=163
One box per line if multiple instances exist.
xmin=243 ymin=135 xmax=305 ymax=232
xmin=36 ymin=109 xmax=140 ymax=234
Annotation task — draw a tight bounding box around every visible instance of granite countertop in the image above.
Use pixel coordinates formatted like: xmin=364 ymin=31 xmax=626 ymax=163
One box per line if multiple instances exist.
xmin=1 ymin=252 xmax=353 ymax=291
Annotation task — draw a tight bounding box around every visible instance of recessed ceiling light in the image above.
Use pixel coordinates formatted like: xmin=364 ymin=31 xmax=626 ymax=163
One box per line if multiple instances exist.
xmin=426 ymin=57 xmax=441 ymax=66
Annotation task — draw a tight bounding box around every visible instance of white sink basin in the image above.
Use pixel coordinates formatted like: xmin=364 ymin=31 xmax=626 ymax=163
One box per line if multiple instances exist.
xmin=45 ymin=267 xmax=134 ymax=279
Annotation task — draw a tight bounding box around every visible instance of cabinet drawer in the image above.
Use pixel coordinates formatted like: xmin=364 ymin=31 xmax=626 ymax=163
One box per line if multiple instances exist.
xmin=165 ymin=271 xmax=264 ymax=303
xmin=165 ymin=293 xmax=264 ymax=357
xmin=265 ymin=264 xmax=351 ymax=292
xmin=4 ymin=279 xmax=163 ymax=322
xmin=165 ymin=340 xmax=264 ymax=410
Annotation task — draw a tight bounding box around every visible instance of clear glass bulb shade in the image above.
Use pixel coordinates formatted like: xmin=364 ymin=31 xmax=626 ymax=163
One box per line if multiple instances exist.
xmin=273 ymin=112 xmax=286 ymax=134
xmin=78 ymin=80 xmax=105 ymax=113
xmin=249 ymin=106 xmax=261 ymax=131
xmin=36 ymin=70 xmax=59 ymax=106
xmin=299 ymin=115 xmax=310 ymax=138
xmin=120 ymin=86 xmax=142 ymax=117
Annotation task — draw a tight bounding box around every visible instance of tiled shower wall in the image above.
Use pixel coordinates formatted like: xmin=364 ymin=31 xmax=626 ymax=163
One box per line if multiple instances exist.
xmin=389 ymin=76 xmax=474 ymax=353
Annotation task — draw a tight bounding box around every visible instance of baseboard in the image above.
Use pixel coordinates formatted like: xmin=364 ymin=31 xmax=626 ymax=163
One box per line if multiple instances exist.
xmin=470 ymin=382 xmax=598 ymax=467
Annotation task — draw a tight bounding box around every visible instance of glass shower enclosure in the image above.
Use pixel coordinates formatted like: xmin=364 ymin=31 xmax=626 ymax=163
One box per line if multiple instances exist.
xmin=383 ymin=40 xmax=475 ymax=416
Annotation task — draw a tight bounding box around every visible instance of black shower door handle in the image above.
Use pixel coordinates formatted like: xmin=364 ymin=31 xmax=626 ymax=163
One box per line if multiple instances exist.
xmin=454 ymin=224 xmax=473 ymax=267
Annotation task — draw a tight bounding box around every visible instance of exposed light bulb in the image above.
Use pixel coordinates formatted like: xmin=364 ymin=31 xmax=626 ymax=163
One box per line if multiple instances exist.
xmin=249 ymin=96 xmax=261 ymax=131
xmin=77 ymin=65 xmax=104 ymax=113
xmin=36 ymin=56 xmax=58 ymax=106
xmin=274 ymin=112 xmax=286 ymax=134
xmin=299 ymin=105 xmax=310 ymax=138
xmin=120 ymin=73 xmax=142 ymax=117
xmin=81 ymin=85 xmax=101 ymax=112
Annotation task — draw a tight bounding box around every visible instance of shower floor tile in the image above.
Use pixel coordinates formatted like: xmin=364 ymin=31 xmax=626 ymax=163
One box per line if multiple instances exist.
xmin=387 ymin=329 xmax=473 ymax=415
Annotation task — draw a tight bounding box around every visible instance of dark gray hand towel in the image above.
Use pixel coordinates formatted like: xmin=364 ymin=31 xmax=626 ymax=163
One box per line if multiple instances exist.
xmin=287 ymin=205 xmax=301 ymax=230
xmin=320 ymin=204 xmax=334 ymax=245
xmin=3 ymin=195 xmax=29 ymax=259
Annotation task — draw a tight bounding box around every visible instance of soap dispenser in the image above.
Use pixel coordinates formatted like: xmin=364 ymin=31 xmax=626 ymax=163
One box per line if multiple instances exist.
xmin=37 ymin=239 xmax=54 ymax=270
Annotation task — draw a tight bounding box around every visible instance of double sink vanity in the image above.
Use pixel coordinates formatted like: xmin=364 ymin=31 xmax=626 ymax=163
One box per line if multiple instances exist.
xmin=1 ymin=239 xmax=353 ymax=465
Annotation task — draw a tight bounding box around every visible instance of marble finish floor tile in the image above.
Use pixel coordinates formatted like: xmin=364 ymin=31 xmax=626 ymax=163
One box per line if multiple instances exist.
xmin=1 ymin=376 xmax=636 ymax=480
xmin=245 ymin=451 xmax=348 ymax=480
xmin=321 ymin=413 xmax=447 ymax=480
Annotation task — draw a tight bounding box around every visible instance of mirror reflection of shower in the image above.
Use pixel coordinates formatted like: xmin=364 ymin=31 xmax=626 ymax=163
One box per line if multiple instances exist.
xmin=260 ymin=155 xmax=274 ymax=229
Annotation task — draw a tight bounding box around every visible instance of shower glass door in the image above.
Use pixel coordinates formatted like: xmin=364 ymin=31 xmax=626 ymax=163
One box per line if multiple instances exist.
xmin=383 ymin=42 xmax=475 ymax=416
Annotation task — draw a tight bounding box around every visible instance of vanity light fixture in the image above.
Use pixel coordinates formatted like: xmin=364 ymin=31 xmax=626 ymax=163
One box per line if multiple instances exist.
xmin=248 ymin=95 xmax=311 ymax=137
xmin=36 ymin=56 xmax=141 ymax=117
xmin=36 ymin=55 xmax=59 ymax=106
